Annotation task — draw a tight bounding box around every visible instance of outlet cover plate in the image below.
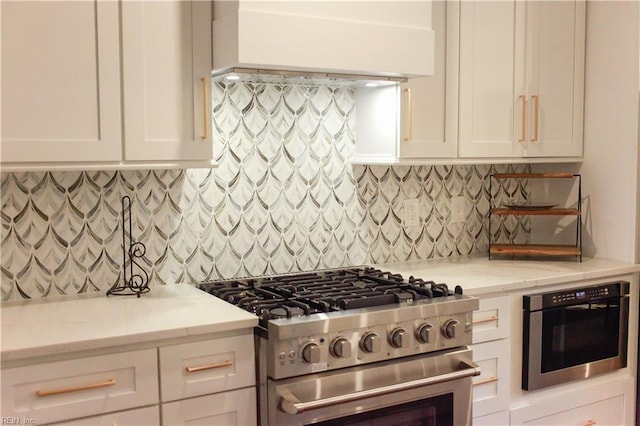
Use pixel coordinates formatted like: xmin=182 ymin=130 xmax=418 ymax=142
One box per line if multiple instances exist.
xmin=404 ymin=198 xmax=420 ymax=227
xmin=451 ymin=196 xmax=466 ymax=223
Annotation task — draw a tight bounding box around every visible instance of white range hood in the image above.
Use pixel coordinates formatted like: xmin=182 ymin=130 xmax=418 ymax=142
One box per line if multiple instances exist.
xmin=211 ymin=1 xmax=435 ymax=80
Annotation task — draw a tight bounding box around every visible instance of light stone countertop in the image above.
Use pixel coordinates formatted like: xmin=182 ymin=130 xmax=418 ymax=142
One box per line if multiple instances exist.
xmin=2 ymin=257 xmax=639 ymax=363
xmin=374 ymin=256 xmax=640 ymax=296
xmin=0 ymin=284 xmax=257 ymax=363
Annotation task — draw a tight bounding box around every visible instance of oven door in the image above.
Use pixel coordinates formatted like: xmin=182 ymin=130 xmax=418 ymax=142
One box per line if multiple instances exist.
xmin=523 ymin=295 xmax=629 ymax=390
xmin=267 ymin=347 xmax=480 ymax=426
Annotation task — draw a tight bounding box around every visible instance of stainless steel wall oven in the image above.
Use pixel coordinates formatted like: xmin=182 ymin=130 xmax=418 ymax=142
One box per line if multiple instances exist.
xmin=199 ymin=267 xmax=480 ymax=425
xmin=522 ymin=281 xmax=629 ymax=390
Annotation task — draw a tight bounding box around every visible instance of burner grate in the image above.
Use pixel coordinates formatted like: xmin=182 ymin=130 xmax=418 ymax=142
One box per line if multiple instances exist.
xmin=197 ymin=267 xmax=460 ymax=324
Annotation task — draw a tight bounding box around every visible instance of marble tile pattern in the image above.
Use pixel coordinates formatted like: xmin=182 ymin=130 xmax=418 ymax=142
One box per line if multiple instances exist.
xmin=0 ymin=82 xmax=530 ymax=301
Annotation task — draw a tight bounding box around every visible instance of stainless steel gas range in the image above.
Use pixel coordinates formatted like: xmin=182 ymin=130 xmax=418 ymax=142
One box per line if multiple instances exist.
xmin=199 ymin=267 xmax=480 ymax=425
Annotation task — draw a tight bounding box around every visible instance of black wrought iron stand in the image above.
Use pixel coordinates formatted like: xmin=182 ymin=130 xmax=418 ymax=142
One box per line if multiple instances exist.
xmin=107 ymin=195 xmax=150 ymax=297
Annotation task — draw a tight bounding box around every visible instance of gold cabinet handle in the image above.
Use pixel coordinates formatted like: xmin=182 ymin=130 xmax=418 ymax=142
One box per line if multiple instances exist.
xmin=472 ymin=315 xmax=498 ymax=325
xmin=583 ymin=421 xmax=596 ymax=426
xmin=36 ymin=379 xmax=116 ymax=397
xmin=185 ymin=360 xmax=232 ymax=373
xmin=404 ymin=87 xmax=413 ymax=141
xmin=518 ymin=95 xmax=526 ymax=142
xmin=472 ymin=376 xmax=499 ymax=386
xmin=531 ymin=94 xmax=539 ymax=142
xmin=201 ymin=77 xmax=209 ymax=140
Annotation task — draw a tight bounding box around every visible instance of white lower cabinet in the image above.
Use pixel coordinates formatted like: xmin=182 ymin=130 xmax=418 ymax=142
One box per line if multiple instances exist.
xmin=471 ymin=339 xmax=511 ymax=418
xmin=473 ymin=410 xmax=509 ymax=426
xmin=159 ymin=334 xmax=255 ymax=402
xmin=50 ymin=405 xmax=160 ymax=426
xmin=471 ymin=295 xmax=511 ymax=420
xmin=1 ymin=349 xmax=159 ymax=425
xmin=161 ymin=387 xmax=256 ymax=426
xmin=158 ymin=332 xmax=257 ymax=426
xmin=509 ymin=377 xmax=634 ymax=425
xmin=1 ymin=332 xmax=257 ymax=426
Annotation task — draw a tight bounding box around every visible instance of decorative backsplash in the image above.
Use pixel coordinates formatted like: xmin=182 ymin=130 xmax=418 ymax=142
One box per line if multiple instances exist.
xmin=0 ymin=82 xmax=530 ymax=301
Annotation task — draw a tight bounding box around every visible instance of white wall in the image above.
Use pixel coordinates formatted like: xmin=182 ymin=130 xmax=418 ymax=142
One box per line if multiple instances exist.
xmin=535 ymin=1 xmax=639 ymax=263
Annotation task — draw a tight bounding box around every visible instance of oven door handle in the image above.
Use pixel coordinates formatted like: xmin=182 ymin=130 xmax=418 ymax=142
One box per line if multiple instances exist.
xmin=279 ymin=359 xmax=481 ymax=415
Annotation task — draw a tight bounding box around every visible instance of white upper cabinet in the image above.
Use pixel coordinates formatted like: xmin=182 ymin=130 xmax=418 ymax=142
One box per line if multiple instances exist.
xmin=212 ymin=0 xmax=434 ymax=77
xmin=398 ymin=0 xmax=459 ymax=159
xmin=1 ymin=1 xmax=122 ymax=163
xmin=122 ymin=1 xmax=212 ymax=162
xmin=1 ymin=0 xmax=214 ymax=170
xmin=352 ymin=0 xmax=457 ymax=164
xmin=458 ymin=0 xmax=585 ymax=159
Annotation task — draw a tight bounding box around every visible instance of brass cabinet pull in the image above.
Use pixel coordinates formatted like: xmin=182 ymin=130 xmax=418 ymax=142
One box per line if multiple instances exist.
xmin=518 ymin=95 xmax=526 ymax=142
xmin=583 ymin=420 xmax=596 ymax=426
xmin=36 ymin=379 xmax=116 ymax=397
xmin=531 ymin=95 xmax=539 ymax=142
xmin=185 ymin=360 xmax=233 ymax=373
xmin=404 ymin=88 xmax=413 ymax=141
xmin=472 ymin=376 xmax=498 ymax=386
xmin=201 ymin=77 xmax=209 ymax=140
xmin=472 ymin=315 xmax=498 ymax=325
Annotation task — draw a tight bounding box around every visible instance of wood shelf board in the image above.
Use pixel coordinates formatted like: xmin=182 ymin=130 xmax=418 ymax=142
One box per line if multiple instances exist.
xmin=491 ymin=173 xmax=576 ymax=179
xmin=489 ymin=244 xmax=581 ymax=256
xmin=491 ymin=208 xmax=581 ymax=216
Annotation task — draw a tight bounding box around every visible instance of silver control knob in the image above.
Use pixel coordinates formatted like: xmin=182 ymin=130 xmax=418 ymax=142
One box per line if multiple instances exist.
xmin=389 ymin=328 xmax=408 ymax=348
xmin=301 ymin=342 xmax=321 ymax=363
xmin=360 ymin=332 xmax=382 ymax=353
xmin=442 ymin=319 xmax=459 ymax=339
xmin=416 ymin=323 xmax=433 ymax=344
xmin=330 ymin=337 xmax=351 ymax=358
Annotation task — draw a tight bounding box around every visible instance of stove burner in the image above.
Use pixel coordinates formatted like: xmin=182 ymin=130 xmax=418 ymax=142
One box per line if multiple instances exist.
xmin=268 ymin=306 xmax=305 ymax=319
xmin=198 ymin=267 xmax=460 ymax=325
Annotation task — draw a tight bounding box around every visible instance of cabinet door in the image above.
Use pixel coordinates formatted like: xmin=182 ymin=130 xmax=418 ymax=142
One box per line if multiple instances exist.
xmin=1 ymin=0 xmax=121 ymax=163
xmin=398 ymin=0 xmax=458 ymax=159
xmin=1 ymin=349 xmax=159 ymax=425
xmin=161 ymin=387 xmax=257 ymax=426
xmin=49 ymin=405 xmax=160 ymax=426
xmin=122 ymin=1 xmax=213 ymax=162
xmin=472 ymin=295 xmax=511 ymax=344
xmin=159 ymin=334 xmax=255 ymax=402
xmin=510 ymin=377 xmax=634 ymax=425
xmin=458 ymin=0 xmax=526 ymax=158
xmin=525 ymin=1 xmax=585 ymax=158
xmin=472 ymin=339 xmax=511 ymax=418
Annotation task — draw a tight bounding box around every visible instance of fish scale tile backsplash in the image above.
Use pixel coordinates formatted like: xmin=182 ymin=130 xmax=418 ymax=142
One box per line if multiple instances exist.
xmin=0 ymin=82 xmax=530 ymax=301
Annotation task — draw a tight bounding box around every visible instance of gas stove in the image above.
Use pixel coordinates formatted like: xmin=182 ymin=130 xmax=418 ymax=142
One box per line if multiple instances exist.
xmin=199 ymin=267 xmax=480 ymax=425
xmin=199 ymin=267 xmax=478 ymax=380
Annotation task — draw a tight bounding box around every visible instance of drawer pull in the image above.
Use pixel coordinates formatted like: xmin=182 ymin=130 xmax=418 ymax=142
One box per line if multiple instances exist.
xmin=531 ymin=94 xmax=539 ymax=142
xmin=473 ymin=376 xmax=498 ymax=386
xmin=36 ymin=378 xmax=116 ymax=397
xmin=185 ymin=360 xmax=233 ymax=373
xmin=518 ymin=95 xmax=526 ymax=142
xmin=583 ymin=421 xmax=596 ymax=426
xmin=472 ymin=315 xmax=498 ymax=325
xmin=201 ymin=77 xmax=209 ymax=140
xmin=404 ymin=87 xmax=413 ymax=141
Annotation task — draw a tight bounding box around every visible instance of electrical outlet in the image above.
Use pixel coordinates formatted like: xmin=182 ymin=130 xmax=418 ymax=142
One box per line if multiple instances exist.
xmin=404 ymin=198 xmax=420 ymax=227
xmin=451 ymin=196 xmax=466 ymax=223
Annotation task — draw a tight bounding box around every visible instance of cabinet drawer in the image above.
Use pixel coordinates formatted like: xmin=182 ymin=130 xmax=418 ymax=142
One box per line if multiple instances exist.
xmin=510 ymin=376 xmax=634 ymax=425
xmin=514 ymin=394 xmax=624 ymax=425
xmin=1 ymin=349 xmax=159 ymax=424
xmin=471 ymin=339 xmax=510 ymax=418
xmin=50 ymin=405 xmax=160 ymax=426
xmin=161 ymin=387 xmax=256 ymax=425
xmin=472 ymin=295 xmax=511 ymax=343
xmin=473 ymin=410 xmax=509 ymax=426
xmin=159 ymin=333 xmax=255 ymax=402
